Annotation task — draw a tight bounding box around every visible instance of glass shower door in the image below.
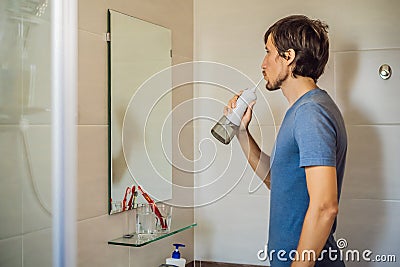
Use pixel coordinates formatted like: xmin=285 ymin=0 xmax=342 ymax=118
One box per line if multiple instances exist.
xmin=0 ymin=1 xmax=53 ymax=266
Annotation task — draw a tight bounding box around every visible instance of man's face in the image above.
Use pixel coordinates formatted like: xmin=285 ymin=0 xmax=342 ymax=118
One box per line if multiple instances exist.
xmin=261 ymin=35 xmax=289 ymax=91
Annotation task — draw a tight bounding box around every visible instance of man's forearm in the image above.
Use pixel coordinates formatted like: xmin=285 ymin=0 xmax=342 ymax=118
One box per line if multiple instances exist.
xmin=291 ymin=205 xmax=337 ymax=267
xmin=236 ymin=129 xmax=271 ymax=188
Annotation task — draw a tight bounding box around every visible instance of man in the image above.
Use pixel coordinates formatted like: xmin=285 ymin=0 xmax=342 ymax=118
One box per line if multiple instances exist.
xmin=226 ymin=15 xmax=347 ymax=266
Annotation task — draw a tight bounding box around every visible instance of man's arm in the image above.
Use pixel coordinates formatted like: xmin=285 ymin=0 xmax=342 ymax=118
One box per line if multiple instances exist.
xmin=236 ymin=129 xmax=271 ymax=189
xmin=291 ymin=166 xmax=339 ymax=267
xmin=225 ymin=94 xmax=271 ymax=189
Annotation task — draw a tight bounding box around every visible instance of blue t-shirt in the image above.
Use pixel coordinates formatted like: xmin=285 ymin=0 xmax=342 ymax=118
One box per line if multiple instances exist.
xmin=268 ymin=88 xmax=347 ymax=267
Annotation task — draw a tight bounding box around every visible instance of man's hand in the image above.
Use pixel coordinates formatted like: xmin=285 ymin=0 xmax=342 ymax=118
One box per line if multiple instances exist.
xmin=223 ymin=90 xmax=256 ymax=132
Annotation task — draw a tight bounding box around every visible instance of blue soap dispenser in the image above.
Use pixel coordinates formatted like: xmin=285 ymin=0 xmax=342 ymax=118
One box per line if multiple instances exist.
xmin=166 ymin=243 xmax=186 ymax=267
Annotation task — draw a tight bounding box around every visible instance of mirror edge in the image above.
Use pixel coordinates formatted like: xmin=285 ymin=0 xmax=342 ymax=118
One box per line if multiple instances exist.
xmin=107 ymin=9 xmax=112 ymax=215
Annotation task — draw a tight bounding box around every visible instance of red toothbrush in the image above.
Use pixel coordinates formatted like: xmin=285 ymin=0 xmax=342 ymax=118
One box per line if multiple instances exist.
xmin=122 ymin=187 xmax=131 ymax=211
xmin=127 ymin=186 xmax=135 ymax=210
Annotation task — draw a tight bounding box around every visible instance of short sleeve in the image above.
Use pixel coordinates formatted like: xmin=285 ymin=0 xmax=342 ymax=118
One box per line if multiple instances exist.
xmin=294 ymin=102 xmax=337 ymax=167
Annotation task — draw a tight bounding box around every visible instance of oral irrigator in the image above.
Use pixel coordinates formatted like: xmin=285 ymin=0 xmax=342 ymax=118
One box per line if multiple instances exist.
xmin=211 ymin=78 xmax=263 ymax=144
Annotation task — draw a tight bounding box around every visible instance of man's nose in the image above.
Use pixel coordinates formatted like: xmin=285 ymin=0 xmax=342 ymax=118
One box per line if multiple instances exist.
xmin=261 ymin=56 xmax=267 ymax=69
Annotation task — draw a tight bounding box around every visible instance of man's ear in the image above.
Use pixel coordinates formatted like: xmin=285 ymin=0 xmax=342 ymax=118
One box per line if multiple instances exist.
xmin=284 ymin=49 xmax=295 ymax=65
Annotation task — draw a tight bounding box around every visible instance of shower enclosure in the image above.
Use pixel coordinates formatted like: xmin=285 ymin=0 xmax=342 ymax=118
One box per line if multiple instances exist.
xmin=0 ymin=0 xmax=77 ymax=266
xmin=0 ymin=0 xmax=53 ymax=265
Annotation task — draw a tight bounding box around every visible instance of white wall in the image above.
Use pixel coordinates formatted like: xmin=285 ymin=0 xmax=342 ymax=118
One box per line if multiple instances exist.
xmin=194 ymin=0 xmax=400 ymax=265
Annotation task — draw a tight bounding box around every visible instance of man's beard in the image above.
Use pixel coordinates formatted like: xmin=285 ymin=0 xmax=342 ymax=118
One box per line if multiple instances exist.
xmin=265 ymin=83 xmax=281 ymax=91
xmin=265 ymin=71 xmax=289 ymax=91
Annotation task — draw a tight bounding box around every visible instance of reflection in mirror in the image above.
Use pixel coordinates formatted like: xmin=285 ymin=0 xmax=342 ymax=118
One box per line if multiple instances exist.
xmin=108 ymin=10 xmax=172 ymax=214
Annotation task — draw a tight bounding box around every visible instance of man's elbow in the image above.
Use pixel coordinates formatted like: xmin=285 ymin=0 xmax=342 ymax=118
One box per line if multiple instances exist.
xmin=319 ymin=202 xmax=339 ymax=221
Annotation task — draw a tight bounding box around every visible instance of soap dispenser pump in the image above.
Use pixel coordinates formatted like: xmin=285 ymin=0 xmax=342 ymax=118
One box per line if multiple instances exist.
xmin=166 ymin=243 xmax=186 ymax=267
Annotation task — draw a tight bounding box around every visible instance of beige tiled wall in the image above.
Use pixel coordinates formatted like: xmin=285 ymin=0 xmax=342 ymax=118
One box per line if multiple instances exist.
xmin=78 ymin=0 xmax=194 ymax=266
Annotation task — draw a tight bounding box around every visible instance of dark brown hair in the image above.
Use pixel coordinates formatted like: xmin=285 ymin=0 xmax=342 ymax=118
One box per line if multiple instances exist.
xmin=264 ymin=15 xmax=329 ymax=82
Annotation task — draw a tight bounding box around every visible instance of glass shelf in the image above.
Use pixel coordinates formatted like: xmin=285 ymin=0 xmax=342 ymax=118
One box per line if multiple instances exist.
xmin=108 ymin=223 xmax=197 ymax=247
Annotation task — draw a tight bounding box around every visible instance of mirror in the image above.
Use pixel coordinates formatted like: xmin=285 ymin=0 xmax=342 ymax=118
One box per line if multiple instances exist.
xmin=108 ymin=10 xmax=173 ymax=214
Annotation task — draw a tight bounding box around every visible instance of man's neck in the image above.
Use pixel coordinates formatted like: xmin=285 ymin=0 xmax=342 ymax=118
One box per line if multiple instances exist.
xmin=281 ymin=76 xmax=318 ymax=106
